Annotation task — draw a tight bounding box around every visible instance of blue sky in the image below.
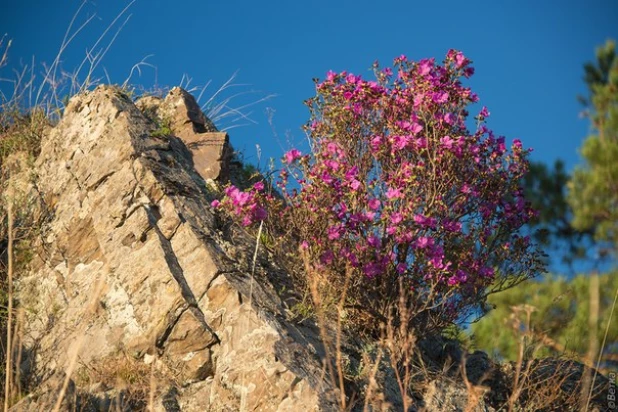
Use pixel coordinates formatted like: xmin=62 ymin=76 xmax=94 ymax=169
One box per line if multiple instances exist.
xmin=1 ymin=0 xmax=617 ymax=273
xmin=2 ymin=0 xmax=617 ymax=171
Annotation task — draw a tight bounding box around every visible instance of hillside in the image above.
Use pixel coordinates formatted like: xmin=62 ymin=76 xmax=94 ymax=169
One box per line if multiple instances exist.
xmin=1 ymin=85 xmax=611 ymax=411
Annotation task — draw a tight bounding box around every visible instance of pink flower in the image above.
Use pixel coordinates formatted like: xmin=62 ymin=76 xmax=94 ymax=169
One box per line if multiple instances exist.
xmin=454 ymin=52 xmax=466 ymax=68
xmin=392 ymin=135 xmax=409 ymax=150
xmin=325 ymin=159 xmax=340 ymax=171
xmin=479 ymin=106 xmax=490 ymax=119
xmin=415 ymin=236 xmax=434 ymax=249
xmin=434 ymin=92 xmax=449 ymax=104
xmin=367 ymin=235 xmax=381 ymax=247
xmin=411 ymin=122 xmax=423 ymax=134
xmin=443 ymin=220 xmax=462 ymax=232
xmin=348 ymin=253 xmax=359 ymax=267
xmin=414 ymin=137 xmax=427 ymax=149
xmin=326 ymin=142 xmax=339 ymax=155
xmin=211 ymin=199 xmax=220 ymax=208
xmin=418 ymin=59 xmax=432 ymax=76
xmin=464 ymin=67 xmax=475 ymax=78
xmin=413 ymin=214 xmax=437 ymax=228
xmin=350 ymin=179 xmax=361 ymax=190
xmin=448 ymin=270 xmax=468 ymax=286
xmin=430 ymin=255 xmax=445 ymax=269
xmin=252 ymin=206 xmax=267 ymax=221
xmin=345 ymin=166 xmax=358 ymax=179
xmin=320 ymin=250 xmax=335 ymax=265
xmin=327 ymin=225 xmax=341 ymax=240
xmin=398 ymin=120 xmax=412 ymax=131
xmin=284 ymin=149 xmax=302 ymax=164
xmin=236 ymin=191 xmax=251 ymax=207
xmin=370 ymin=135 xmax=382 ymax=151
xmin=390 ymin=212 xmax=403 ymax=224
xmin=440 ymin=135 xmax=455 ymax=149
xmin=386 ymin=187 xmax=402 ymax=200
xmin=363 ymin=262 xmax=382 ymax=278
xmin=479 ymin=266 xmax=494 ymax=278
xmin=413 ymin=94 xmax=425 ymax=108
xmin=396 ymin=263 xmax=407 ymax=274
xmin=368 ymin=198 xmax=381 ymax=210
xmin=253 ymin=181 xmax=265 ymax=191
xmin=346 ymin=73 xmax=358 ymax=84
xmin=326 ymin=70 xmax=336 ymax=82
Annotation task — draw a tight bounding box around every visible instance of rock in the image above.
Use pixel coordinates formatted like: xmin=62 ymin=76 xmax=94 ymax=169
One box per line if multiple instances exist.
xmin=15 ymin=85 xmax=336 ymax=411
xmin=136 ymin=87 xmax=232 ymax=182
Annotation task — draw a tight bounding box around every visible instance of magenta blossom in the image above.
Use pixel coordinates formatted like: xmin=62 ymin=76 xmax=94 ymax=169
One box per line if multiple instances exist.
xmin=284 ymin=149 xmax=302 ymax=164
xmin=415 ymin=236 xmax=434 ymax=249
xmin=368 ymin=198 xmax=381 ymax=210
xmin=363 ymin=262 xmax=383 ymax=278
xmin=253 ymin=181 xmax=265 ymax=191
xmin=386 ymin=187 xmax=402 ymax=199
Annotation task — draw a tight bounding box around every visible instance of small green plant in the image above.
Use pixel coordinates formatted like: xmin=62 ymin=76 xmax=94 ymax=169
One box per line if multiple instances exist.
xmin=288 ymin=299 xmax=315 ymax=323
xmin=151 ymin=118 xmax=173 ymax=138
xmin=259 ymin=229 xmax=275 ymax=249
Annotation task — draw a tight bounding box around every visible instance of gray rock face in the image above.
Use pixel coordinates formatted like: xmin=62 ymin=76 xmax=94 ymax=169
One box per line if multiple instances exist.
xmin=14 ymin=85 xmax=335 ymax=411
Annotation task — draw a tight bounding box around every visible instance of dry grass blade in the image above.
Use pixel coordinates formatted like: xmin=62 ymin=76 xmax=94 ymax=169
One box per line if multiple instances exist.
xmin=587 ymin=279 xmax=618 ymax=410
xmin=580 ymin=272 xmax=599 ymax=411
xmin=3 ymin=186 xmax=13 ymax=412
xmin=0 ymin=36 xmax=11 ymax=70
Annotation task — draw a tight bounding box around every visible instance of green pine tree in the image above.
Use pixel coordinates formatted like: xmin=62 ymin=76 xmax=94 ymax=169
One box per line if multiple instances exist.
xmin=568 ymin=39 xmax=618 ymax=250
xmin=471 ymin=272 xmax=618 ymax=363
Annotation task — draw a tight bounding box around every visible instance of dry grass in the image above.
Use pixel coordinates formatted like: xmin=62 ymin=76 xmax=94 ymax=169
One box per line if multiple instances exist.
xmin=72 ymin=353 xmax=172 ymax=411
xmin=284 ymin=245 xmax=616 ymax=411
xmin=490 ymin=283 xmax=615 ymax=412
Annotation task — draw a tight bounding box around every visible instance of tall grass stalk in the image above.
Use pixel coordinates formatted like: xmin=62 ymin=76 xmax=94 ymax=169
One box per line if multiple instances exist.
xmin=3 ymin=186 xmax=13 ymax=412
xmin=181 ymin=71 xmax=277 ymax=132
xmin=587 ymin=279 xmax=618 ymax=410
xmin=581 ymin=272 xmax=600 ymax=411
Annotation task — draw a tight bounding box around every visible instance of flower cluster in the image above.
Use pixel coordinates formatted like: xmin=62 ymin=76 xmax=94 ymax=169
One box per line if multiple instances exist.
xmin=212 ymin=182 xmax=267 ymax=226
xmin=219 ymin=50 xmax=544 ymax=328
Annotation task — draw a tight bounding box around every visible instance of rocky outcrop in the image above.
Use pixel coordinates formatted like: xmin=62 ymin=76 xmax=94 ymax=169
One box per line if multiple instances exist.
xmin=13 ymin=85 xmax=336 ymax=411
xmin=136 ymin=88 xmax=231 ymax=183
xmin=8 ymin=85 xmax=612 ymax=412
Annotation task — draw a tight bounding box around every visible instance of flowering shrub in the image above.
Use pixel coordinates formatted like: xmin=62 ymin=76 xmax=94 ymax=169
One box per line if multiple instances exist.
xmin=216 ymin=50 xmax=545 ymax=333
